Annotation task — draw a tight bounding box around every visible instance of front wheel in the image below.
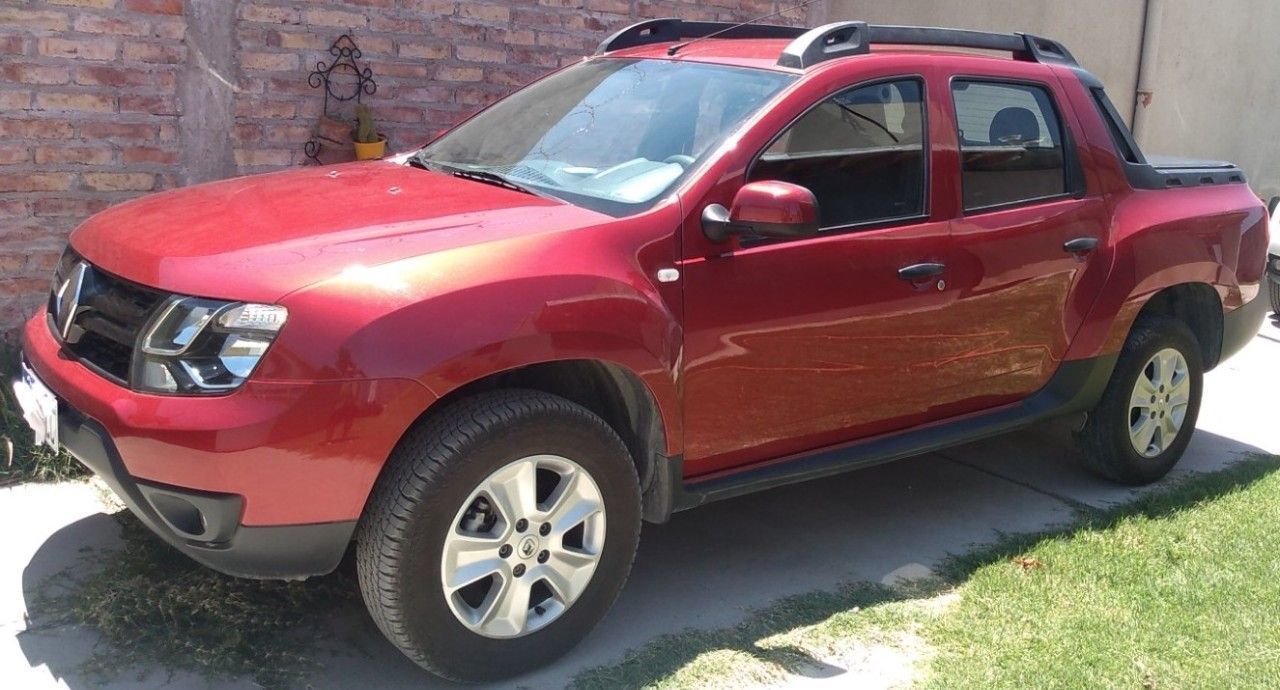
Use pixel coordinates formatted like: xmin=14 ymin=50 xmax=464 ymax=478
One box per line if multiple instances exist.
xmin=1076 ymin=316 xmax=1203 ymax=485
xmin=356 ymin=390 xmax=642 ymax=682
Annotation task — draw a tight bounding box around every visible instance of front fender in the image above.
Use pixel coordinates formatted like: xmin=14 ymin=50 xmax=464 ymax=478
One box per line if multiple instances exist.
xmin=260 ymin=217 xmax=684 ymax=452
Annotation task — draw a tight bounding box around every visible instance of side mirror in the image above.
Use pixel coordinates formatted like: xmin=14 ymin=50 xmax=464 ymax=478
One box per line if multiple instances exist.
xmin=702 ymin=181 xmax=821 ymax=243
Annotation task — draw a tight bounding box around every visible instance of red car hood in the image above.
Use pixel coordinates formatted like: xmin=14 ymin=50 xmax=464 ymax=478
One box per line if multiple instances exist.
xmin=70 ymin=161 xmax=608 ymax=302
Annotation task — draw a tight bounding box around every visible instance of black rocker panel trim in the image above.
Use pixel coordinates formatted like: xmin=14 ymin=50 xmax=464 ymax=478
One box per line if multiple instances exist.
xmin=650 ymin=354 xmax=1119 ymax=517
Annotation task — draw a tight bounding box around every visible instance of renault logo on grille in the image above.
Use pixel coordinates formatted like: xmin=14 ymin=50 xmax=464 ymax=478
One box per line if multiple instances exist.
xmin=54 ymin=262 xmax=88 ymax=342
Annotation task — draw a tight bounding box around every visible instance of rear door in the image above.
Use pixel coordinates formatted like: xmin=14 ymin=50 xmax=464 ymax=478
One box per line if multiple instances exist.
xmin=939 ymin=70 xmax=1112 ymax=410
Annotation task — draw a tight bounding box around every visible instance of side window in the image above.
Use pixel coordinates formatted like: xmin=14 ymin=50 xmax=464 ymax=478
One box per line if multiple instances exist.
xmin=952 ymin=80 xmax=1068 ymax=211
xmin=750 ymin=79 xmax=926 ymax=229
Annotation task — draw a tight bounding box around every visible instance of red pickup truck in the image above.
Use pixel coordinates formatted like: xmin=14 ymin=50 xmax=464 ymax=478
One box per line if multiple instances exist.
xmin=13 ymin=20 xmax=1270 ymax=681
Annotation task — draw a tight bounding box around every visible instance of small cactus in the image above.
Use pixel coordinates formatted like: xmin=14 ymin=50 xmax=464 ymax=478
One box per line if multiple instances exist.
xmin=354 ymin=104 xmax=379 ymax=144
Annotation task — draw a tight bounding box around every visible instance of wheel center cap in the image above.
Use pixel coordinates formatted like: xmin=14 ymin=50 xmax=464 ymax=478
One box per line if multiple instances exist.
xmin=517 ymin=535 xmax=539 ymax=560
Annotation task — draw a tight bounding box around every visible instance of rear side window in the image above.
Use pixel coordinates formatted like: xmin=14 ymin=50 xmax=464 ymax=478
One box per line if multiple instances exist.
xmin=750 ymin=78 xmax=926 ymax=229
xmin=952 ymin=80 xmax=1068 ymax=211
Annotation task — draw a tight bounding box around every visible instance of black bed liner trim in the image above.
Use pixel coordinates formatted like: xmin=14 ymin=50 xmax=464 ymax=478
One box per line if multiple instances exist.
xmin=1080 ymin=70 xmax=1247 ymax=190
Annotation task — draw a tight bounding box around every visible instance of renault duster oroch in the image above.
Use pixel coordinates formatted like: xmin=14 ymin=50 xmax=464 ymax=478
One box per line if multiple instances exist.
xmin=14 ymin=20 xmax=1270 ymax=681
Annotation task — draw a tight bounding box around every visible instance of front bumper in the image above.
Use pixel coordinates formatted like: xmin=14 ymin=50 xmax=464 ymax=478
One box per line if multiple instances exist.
xmin=58 ymin=402 xmax=355 ymax=579
xmin=20 ymin=311 xmax=435 ymax=579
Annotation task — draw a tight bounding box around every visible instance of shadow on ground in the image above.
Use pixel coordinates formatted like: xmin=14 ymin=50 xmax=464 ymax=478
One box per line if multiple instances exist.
xmin=16 ymin=418 xmax=1270 ymax=689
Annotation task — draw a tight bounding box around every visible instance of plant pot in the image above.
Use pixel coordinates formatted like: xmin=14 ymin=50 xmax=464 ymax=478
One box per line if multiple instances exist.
xmin=353 ymin=134 xmax=387 ymax=161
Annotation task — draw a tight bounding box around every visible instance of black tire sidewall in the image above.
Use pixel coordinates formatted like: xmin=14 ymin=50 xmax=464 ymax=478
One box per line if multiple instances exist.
xmin=1098 ymin=318 xmax=1204 ymax=483
xmin=387 ymin=404 xmax=640 ymax=681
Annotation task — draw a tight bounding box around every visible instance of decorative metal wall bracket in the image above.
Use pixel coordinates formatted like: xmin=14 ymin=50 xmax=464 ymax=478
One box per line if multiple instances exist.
xmin=304 ymin=34 xmax=378 ymax=164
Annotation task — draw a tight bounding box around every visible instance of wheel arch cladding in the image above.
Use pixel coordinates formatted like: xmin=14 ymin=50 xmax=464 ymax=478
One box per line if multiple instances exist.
xmin=386 ymin=358 xmax=670 ymax=517
xmin=1135 ymin=282 xmax=1224 ymax=369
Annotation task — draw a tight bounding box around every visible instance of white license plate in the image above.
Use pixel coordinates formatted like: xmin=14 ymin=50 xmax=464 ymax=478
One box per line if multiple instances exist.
xmin=12 ymin=363 xmax=58 ymax=450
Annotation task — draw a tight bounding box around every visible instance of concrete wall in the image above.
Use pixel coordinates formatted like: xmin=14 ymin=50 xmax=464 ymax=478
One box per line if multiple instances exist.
xmin=829 ymin=0 xmax=1280 ymax=198
xmin=1139 ymin=0 xmax=1280 ymax=200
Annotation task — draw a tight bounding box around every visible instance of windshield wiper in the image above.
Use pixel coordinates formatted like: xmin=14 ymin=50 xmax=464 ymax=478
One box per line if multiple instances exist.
xmin=410 ymin=154 xmax=561 ymax=201
xmin=451 ymin=169 xmax=555 ymax=200
xmin=409 ymin=152 xmax=452 ymax=172
xmin=408 ymin=151 xmax=466 ymax=173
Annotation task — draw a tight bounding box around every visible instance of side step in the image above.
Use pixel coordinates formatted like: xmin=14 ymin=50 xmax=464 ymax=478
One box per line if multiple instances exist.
xmin=643 ymin=354 xmax=1116 ymax=522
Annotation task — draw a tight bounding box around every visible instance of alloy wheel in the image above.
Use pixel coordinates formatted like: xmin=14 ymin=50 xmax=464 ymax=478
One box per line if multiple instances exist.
xmin=441 ymin=455 xmax=606 ymax=639
xmin=1128 ymin=347 xmax=1191 ymax=458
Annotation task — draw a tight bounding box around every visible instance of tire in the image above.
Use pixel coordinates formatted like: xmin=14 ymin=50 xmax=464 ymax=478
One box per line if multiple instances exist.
xmin=1076 ymin=316 xmax=1203 ymax=485
xmin=356 ymin=389 xmax=642 ymax=682
xmin=1269 ymin=274 xmax=1280 ymax=315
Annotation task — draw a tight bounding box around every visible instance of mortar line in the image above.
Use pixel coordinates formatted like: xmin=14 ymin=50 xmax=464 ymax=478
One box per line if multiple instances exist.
xmin=933 ymin=450 xmax=1103 ymax=516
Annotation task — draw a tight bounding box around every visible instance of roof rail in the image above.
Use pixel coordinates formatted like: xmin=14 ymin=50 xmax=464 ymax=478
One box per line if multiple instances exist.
xmin=779 ymin=22 xmax=1078 ymax=68
xmin=596 ymin=18 xmax=1078 ymax=70
xmin=595 ymin=18 xmax=806 ymax=55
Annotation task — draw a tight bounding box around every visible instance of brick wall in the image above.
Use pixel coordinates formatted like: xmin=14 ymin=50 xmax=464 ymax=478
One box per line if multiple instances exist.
xmin=0 ymin=0 xmax=816 ymax=336
xmin=1 ymin=0 xmax=186 ymax=334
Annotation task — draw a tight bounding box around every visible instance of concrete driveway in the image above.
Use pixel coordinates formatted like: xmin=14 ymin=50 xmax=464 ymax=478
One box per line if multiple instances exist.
xmin=5 ymin=315 xmax=1278 ymax=689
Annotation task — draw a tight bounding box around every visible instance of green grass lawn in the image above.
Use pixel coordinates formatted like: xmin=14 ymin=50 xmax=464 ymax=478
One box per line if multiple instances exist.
xmin=575 ymin=455 xmax=1280 ymax=689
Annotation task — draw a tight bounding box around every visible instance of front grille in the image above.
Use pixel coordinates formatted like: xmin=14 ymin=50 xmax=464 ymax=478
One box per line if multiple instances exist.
xmin=49 ymin=253 xmax=167 ymax=385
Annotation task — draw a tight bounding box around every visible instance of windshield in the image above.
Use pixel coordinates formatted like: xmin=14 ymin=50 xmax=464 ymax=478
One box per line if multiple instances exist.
xmin=416 ymin=59 xmax=795 ymax=216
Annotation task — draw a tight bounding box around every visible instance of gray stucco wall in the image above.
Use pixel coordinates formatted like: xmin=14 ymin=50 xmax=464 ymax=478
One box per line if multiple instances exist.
xmin=828 ymin=0 xmax=1279 ymax=198
xmin=1138 ymin=0 xmax=1280 ymax=200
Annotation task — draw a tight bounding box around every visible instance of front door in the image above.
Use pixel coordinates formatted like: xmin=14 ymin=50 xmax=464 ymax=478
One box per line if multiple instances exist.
xmin=680 ymin=77 xmax=967 ymax=478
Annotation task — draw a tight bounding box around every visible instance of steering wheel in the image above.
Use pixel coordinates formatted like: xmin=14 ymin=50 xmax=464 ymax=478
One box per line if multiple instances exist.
xmin=664 ymin=154 xmax=695 ymax=168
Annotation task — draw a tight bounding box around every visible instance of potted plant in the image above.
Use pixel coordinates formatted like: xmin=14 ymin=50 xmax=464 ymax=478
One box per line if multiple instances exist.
xmin=352 ymin=104 xmax=387 ymax=160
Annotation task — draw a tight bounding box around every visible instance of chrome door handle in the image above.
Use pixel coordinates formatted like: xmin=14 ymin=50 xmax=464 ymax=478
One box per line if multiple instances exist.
xmin=897 ymin=262 xmax=946 ymax=281
xmin=1063 ymin=237 xmax=1099 ymax=254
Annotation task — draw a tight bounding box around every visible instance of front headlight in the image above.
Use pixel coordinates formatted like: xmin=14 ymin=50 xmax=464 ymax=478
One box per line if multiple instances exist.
xmin=133 ymin=297 xmax=287 ymax=394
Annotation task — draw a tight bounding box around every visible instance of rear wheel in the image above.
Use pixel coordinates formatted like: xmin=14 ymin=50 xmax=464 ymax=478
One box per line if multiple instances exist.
xmin=1076 ymin=316 xmax=1203 ymax=485
xmin=356 ymin=390 xmax=641 ymax=682
xmin=1268 ymin=275 xmax=1279 ymax=315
